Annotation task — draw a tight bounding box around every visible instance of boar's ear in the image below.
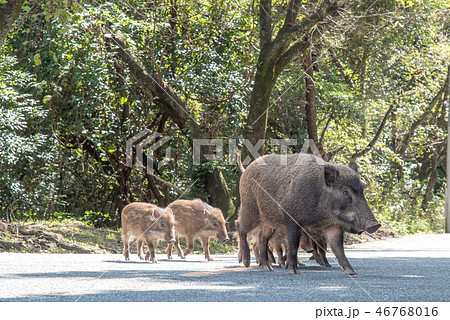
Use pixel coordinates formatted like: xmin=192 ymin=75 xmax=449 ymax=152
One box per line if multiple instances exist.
xmin=203 ymin=209 xmax=209 ymax=215
xmin=349 ymin=161 xmax=359 ymax=173
xmin=324 ymin=165 xmax=339 ymax=187
xmin=151 ymin=209 xmax=162 ymax=220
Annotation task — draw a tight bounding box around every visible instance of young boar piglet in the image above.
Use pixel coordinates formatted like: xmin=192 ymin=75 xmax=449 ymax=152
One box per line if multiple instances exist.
xmin=167 ymin=199 xmax=229 ymax=261
xmin=121 ymin=202 xmax=176 ymax=263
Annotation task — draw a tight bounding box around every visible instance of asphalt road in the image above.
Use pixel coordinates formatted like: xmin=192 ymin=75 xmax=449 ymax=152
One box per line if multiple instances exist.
xmin=0 ymin=234 xmax=449 ymax=302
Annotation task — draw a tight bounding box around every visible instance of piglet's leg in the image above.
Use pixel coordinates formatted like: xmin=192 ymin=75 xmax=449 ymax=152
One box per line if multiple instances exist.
xmin=183 ymin=236 xmax=194 ymax=257
xmin=201 ymin=237 xmax=213 ymax=261
xmin=166 ymin=241 xmax=173 ymax=259
xmin=137 ymin=238 xmax=145 ymax=260
xmin=325 ymin=226 xmax=355 ymax=275
xmin=173 ymin=236 xmax=185 ymax=259
xmin=122 ymin=234 xmax=130 ymax=261
xmin=257 ymin=224 xmax=274 ymax=271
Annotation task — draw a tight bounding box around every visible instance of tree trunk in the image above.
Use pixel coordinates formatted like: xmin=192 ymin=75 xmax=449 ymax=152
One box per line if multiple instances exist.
xmin=303 ymin=48 xmax=325 ymax=157
xmin=205 ymin=170 xmax=235 ymax=220
xmin=242 ymin=0 xmax=347 ymax=162
xmin=0 ymin=0 xmax=25 ymax=48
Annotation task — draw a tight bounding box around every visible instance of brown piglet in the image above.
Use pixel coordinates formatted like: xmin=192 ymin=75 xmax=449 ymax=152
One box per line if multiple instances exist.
xmin=121 ymin=202 xmax=176 ymax=263
xmin=167 ymin=199 xmax=229 ymax=261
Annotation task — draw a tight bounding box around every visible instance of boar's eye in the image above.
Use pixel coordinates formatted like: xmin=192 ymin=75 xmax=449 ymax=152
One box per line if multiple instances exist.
xmin=160 ymin=222 xmax=166 ymax=227
xmin=343 ymin=189 xmax=352 ymax=201
xmin=213 ymin=222 xmax=219 ymax=227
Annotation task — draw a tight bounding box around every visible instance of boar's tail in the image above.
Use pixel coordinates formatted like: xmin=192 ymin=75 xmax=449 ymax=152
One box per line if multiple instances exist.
xmin=236 ymin=147 xmax=245 ymax=173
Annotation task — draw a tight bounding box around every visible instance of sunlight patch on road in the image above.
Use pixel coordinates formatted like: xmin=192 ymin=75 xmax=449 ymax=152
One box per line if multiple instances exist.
xmin=180 ymin=266 xmax=259 ymax=277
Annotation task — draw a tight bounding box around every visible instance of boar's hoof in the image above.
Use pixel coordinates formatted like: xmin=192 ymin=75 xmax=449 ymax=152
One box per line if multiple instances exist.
xmin=151 ymin=258 xmax=158 ymax=263
xmin=288 ymin=268 xmax=297 ymax=275
xmin=344 ymin=268 xmax=356 ymax=275
xmin=261 ymin=265 xmax=274 ymax=272
xmin=207 ymin=257 xmax=214 ymax=262
xmin=168 ymin=256 xmax=173 ymax=260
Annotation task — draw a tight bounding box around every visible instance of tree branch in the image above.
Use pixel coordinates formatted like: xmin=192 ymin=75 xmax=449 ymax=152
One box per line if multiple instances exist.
xmin=111 ymin=33 xmax=201 ymax=135
xmin=351 ymin=103 xmax=396 ymax=160
xmin=270 ymin=0 xmax=344 ymax=63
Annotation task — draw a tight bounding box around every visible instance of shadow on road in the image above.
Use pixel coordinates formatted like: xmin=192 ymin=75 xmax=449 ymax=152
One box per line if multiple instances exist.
xmin=2 ymin=256 xmax=449 ymax=302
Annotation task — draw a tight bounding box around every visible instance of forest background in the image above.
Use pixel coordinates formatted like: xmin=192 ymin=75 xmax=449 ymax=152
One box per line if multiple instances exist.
xmin=1 ymin=0 xmax=449 ymax=235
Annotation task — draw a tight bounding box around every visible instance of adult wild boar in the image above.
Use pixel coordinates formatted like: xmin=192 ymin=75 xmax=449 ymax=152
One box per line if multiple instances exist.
xmin=121 ymin=202 xmax=176 ymax=263
xmin=166 ymin=199 xmax=229 ymax=261
xmin=236 ymin=153 xmax=380 ymax=275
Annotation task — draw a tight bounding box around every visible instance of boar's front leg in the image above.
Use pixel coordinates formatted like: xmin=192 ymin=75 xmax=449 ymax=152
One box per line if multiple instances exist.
xmin=166 ymin=241 xmax=173 ymax=259
xmin=174 ymin=236 xmax=185 ymax=259
xmin=144 ymin=239 xmax=157 ymax=263
xmin=183 ymin=236 xmax=195 ymax=257
xmin=285 ymin=224 xmax=301 ymax=274
xmin=325 ymin=226 xmax=355 ymax=275
xmin=201 ymin=237 xmax=213 ymax=261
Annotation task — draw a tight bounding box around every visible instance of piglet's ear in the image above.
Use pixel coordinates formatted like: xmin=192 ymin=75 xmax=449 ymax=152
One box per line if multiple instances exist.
xmin=152 ymin=209 xmax=162 ymax=219
xmin=151 ymin=208 xmax=156 ymax=220
xmin=349 ymin=161 xmax=359 ymax=173
xmin=324 ymin=165 xmax=339 ymax=187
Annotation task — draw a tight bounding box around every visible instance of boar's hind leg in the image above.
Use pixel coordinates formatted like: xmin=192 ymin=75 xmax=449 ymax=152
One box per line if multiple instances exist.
xmin=285 ymin=224 xmax=301 ymax=274
xmin=326 ymin=226 xmax=355 ymax=275
xmin=201 ymin=237 xmax=213 ymax=261
xmin=235 ymin=211 xmax=259 ymax=267
xmin=257 ymin=225 xmax=274 ymax=271
xmin=137 ymin=238 xmax=145 ymax=260
xmin=123 ymin=235 xmax=130 ymax=260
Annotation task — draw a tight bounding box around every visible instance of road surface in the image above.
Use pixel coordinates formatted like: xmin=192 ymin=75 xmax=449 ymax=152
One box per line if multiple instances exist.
xmin=0 ymin=234 xmax=449 ymax=302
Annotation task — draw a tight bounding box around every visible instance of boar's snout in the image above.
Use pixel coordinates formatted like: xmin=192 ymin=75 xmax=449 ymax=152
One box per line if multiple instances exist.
xmin=365 ymin=223 xmax=381 ymax=234
xmin=221 ymin=236 xmax=230 ymax=243
xmin=167 ymin=238 xmax=176 ymax=243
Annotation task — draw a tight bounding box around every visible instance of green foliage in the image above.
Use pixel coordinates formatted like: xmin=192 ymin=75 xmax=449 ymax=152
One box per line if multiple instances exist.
xmin=0 ymin=0 xmax=448 ymax=234
xmin=83 ymin=211 xmax=115 ymax=228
